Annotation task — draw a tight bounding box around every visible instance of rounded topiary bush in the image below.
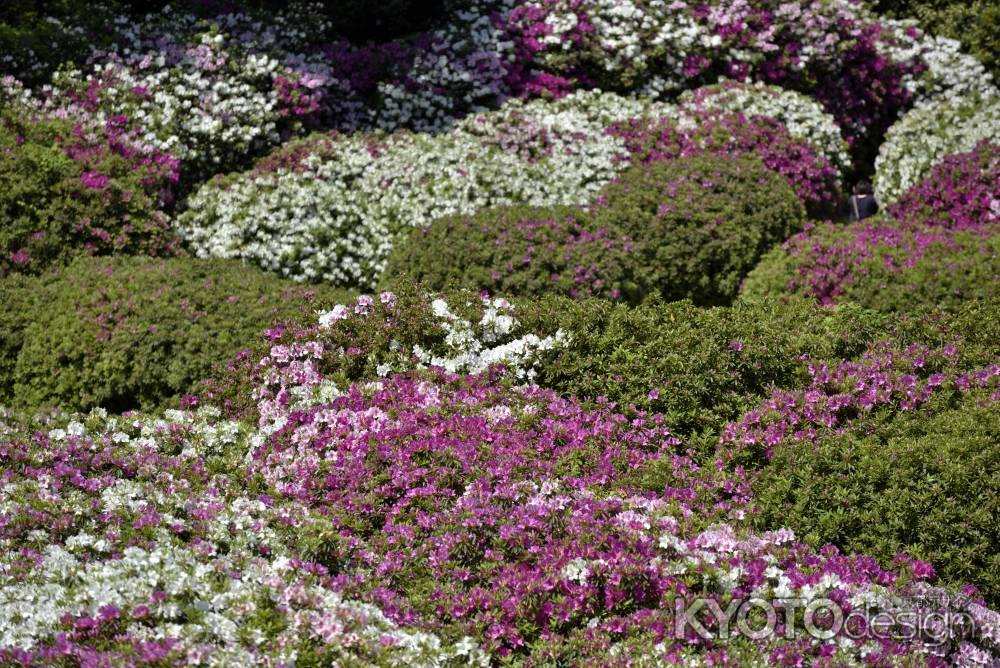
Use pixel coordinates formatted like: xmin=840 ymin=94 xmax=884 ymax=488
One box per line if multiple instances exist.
xmin=0 ymin=107 xmax=180 ymax=276
xmin=383 ymin=205 xmax=640 ymax=301
xmin=743 ymin=142 xmax=1000 ymax=312
xmin=742 ymin=221 xmax=1000 ymax=312
xmin=610 ymin=112 xmax=842 ymax=217
xmin=592 ymin=154 xmax=806 ymax=306
xmin=0 ymin=255 xmax=354 ymax=412
xmin=750 ymin=384 xmax=1000 ymax=605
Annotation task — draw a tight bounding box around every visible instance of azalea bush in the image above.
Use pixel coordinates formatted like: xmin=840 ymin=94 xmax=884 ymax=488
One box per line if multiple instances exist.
xmin=752 ymin=383 xmax=1000 ymax=605
xmin=743 ymin=143 xmax=1000 ymax=310
xmin=0 ymin=406 xmax=489 ymax=666
xmin=611 ymin=111 xmax=842 ymax=217
xmin=713 ymin=328 xmax=1000 ymax=604
xmin=204 ymin=287 xmax=887 ymax=440
xmin=592 ymin=154 xmax=806 ymax=305
xmin=385 ymin=205 xmax=640 ymax=301
xmin=45 ymin=3 xmax=354 ymax=185
xmin=506 ymin=0 xmax=925 ymax=147
xmin=677 ymin=80 xmax=852 ymax=177
xmin=0 ymin=0 xmax=119 ymax=86
xmin=875 ymin=0 xmax=1000 ymax=81
xmin=874 ymin=92 xmax=1000 ymax=203
xmin=0 ymin=102 xmax=180 ymax=276
xmin=0 ymin=255 xmax=352 ymax=412
xmin=177 ymin=91 xmax=674 ymax=288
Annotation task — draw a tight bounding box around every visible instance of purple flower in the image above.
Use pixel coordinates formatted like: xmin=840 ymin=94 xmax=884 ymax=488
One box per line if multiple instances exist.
xmin=80 ymin=171 xmax=111 ymax=190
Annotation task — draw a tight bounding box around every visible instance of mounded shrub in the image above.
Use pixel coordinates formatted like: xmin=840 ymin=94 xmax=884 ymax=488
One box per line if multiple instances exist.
xmin=611 ymin=112 xmax=843 ymax=217
xmin=677 ymin=80 xmax=852 ymax=178
xmin=0 ymin=255 xmax=354 ymax=412
xmin=742 ymin=222 xmax=1000 ymax=312
xmin=875 ymin=0 xmax=1000 ymax=82
xmin=742 ymin=142 xmax=1000 ymax=311
xmin=0 ymin=107 xmax=180 ymax=276
xmin=591 ymin=154 xmax=806 ymax=306
xmin=750 ymin=371 xmax=1000 ymax=605
xmin=383 ymin=205 xmax=641 ymax=302
xmin=178 ymin=91 xmax=674 ymax=288
xmin=205 ymin=285 xmax=890 ymax=441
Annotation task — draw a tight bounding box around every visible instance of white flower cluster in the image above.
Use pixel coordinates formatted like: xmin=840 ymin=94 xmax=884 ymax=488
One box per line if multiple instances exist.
xmin=316 ymin=293 xmax=569 ymax=383
xmin=874 ymin=92 xmax=1000 ymax=203
xmin=879 ymin=19 xmax=998 ymax=108
xmin=678 ymin=80 xmax=852 ymax=177
xmin=177 ymin=91 xmax=677 ymax=287
xmin=43 ymin=4 xmax=355 ymax=182
xmin=374 ymin=0 xmax=520 ymax=133
xmin=411 ymin=296 xmax=569 ymax=381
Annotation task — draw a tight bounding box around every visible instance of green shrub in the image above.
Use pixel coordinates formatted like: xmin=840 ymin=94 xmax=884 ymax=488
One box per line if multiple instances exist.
xmin=383 ymin=205 xmax=641 ymax=301
xmin=0 ymin=1 xmax=119 ymax=86
xmin=0 ymin=255 xmax=354 ymax=412
xmin=751 ymin=386 xmax=1000 ymax=604
xmin=591 ymin=155 xmax=806 ymax=306
xmin=207 ymin=282 xmax=890 ymax=442
xmin=0 ymin=109 xmax=180 ymax=276
xmin=741 ymin=220 xmax=1000 ymax=313
xmin=516 ymin=294 xmax=889 ymax=442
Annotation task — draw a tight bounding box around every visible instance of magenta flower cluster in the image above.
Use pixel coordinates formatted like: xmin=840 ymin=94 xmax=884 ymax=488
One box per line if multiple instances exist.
xmin=770 ymin=142 xmax=999 ymax=303
xmin=609 ymin=111 xmax=842 ymax=216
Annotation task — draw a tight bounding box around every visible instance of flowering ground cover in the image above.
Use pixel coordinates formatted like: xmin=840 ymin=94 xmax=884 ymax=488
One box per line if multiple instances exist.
xmin=2 ymin=1 xmax=1000 ymax=665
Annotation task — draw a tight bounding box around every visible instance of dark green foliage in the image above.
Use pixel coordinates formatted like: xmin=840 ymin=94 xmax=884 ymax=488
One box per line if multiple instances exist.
xmin=383 ymin=205 xmax=641 ymax=302
xmin=0 ymin=255 xmax=354 ymax=412
xmin=592 ymin=155 xmax=806 ymax=306
xmin=0 ymin=110 xmax=180 ymax=276
xmin=0 ymin=1 xmax=120 ymax=85
xmin=516 ymin=294 xmax=889 ymax=442
xmin=751 ymin=387 xmax=1000 ymax=604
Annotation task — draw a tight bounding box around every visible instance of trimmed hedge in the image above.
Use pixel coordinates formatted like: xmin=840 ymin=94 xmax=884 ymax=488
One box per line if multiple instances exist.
xmin=0 ymin=109 xmax=180 ymax=276
xmin=592 ymin=155 xmax=806 ymax=306
xmin=383 ymin=205 xmax=641 ymax=301
xmin=0 ymin=256 xmax=354 ymax=412
xmin=205 ymin=283 xmax=891 ymax=442
xmin=742 ymin=222 xmax=1000 ymax=312
xmin=751 ymin=385 xmax=1000 ymax=604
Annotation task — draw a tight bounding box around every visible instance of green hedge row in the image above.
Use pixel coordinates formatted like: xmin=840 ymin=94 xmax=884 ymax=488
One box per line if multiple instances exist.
xmin=0 ymin=255 xmax=353 ymax=412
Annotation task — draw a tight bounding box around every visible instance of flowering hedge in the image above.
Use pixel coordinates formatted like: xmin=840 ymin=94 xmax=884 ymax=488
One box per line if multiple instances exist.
xmin=204 ymin=292 xmax=1000 ymax=664
xmin=743 ymin=143 xmax=1000 ymax=310
xmin=385 ymin=205 xmax=640 ymax=301
xmin=715 ymin=334 xmax=1000 ymax=602
xmin=0 ymin=406 xmax=489 ymax=666
xmin=874 ymin=92 xmax=1000 ymax=203
xmin=203 ymin=287 xmax=886 ymax=439
xmin=0 ymin=98 xmax=180 ymax=276
xmin=611 ymin=110 xmax=842 ymax=217
xmin=177 ymin=91 xmax=675 ymax=288
xmin=592 ymin=154 xmax=806 ymax=305
xmin=677 ymin=80 xmax=851 ymax=177
xmin=0 ymin=255 xmax=353 ymax=412
xmin=44 ymin=4 xmax=355 ymax=185
xmin=753 ymin=378 xmax=1000 ymax=604
xmin=507 ymin=0 xmax=925 ymax=146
